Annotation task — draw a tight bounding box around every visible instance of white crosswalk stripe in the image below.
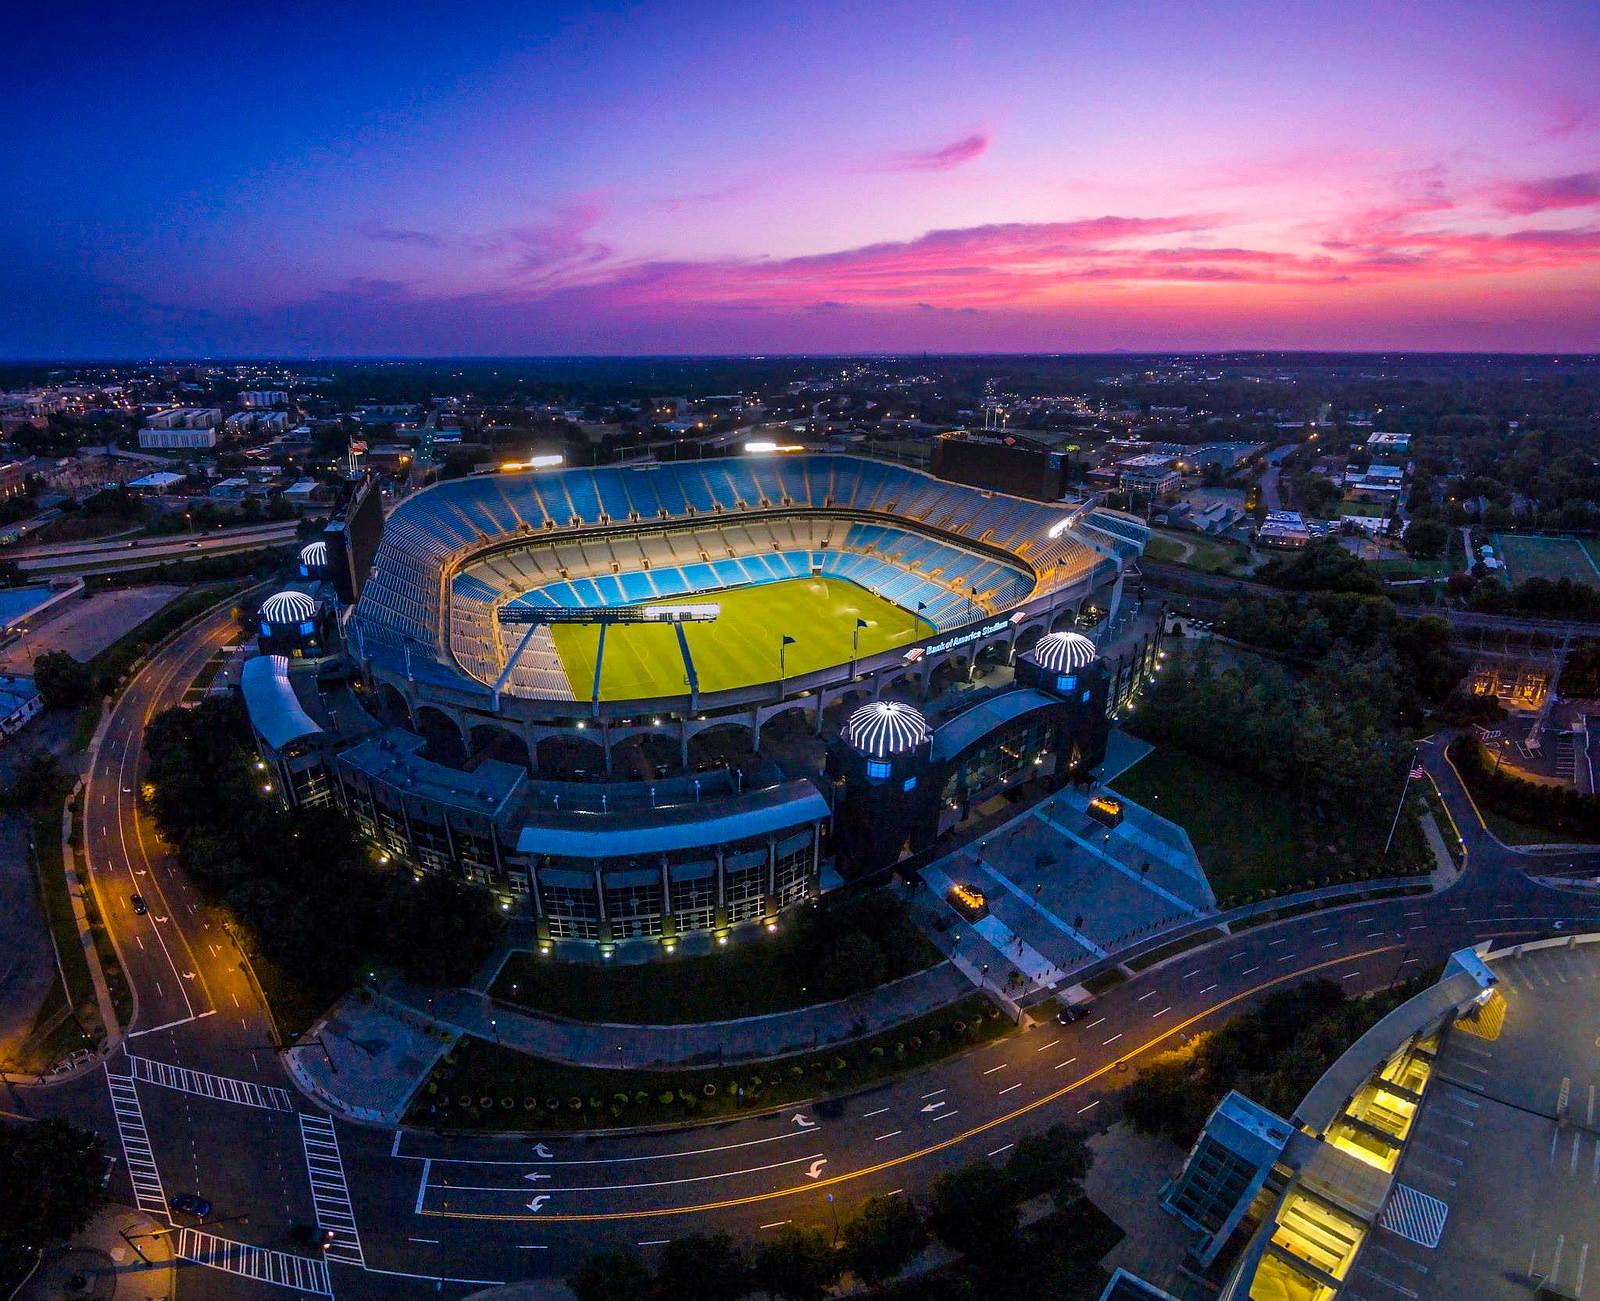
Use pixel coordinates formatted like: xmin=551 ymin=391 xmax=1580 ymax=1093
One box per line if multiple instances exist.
xmin=105 ymin=1068 xmax=168 ymax=1217
xmin=177 ymin=1227 xmax=333 ymax=1295
xmin=128 ymin=1054 xmax=294 ymax=1111
xmin=1378 ymin=1181 xmax=1450 ymax=1248
xmin=298 ymin=1114 xmax=364 ymax=1267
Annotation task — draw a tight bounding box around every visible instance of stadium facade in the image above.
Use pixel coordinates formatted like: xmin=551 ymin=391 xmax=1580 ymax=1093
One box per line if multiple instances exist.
xmin=240 ymin=455 xmax=1151 ymax=954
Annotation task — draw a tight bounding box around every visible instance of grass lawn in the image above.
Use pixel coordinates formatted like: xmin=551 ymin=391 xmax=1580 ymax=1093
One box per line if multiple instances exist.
xmin=492 ymin=896 xmax=940 ymax=1023
xmin=1145 ymin=528 xmax=1251 ymax=574
xmin=1109 ymin=745 xmax=1434 ymax=903
xmin=1483 ymin=807 xmax=1600 ymax=847
xmin=1494 ymin=533 xmax=1600 ymax=589
xmin=1108 ymin=747 xmax=1300 ymax=902
xmin=547 ymin=577 xmax=931 ymax=700
xmin=411 ymin=994 xmax=1009 ymax=1131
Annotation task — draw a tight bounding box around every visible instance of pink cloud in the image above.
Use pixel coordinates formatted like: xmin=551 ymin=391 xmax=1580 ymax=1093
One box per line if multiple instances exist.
xmin=875 ymin=133 xmax=990 ymax=172
xmin=1490 ymin=170 xmax=1600 ymax=214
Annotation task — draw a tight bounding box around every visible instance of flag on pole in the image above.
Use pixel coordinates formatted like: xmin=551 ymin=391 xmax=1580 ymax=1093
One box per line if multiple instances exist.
xmin=782 ymin=635 xmax=796 ymax=646
xmin=856 ymin=618 xmax=869 ymax=629
xmin=1410 ymin=762 xmax=1425 ymax=780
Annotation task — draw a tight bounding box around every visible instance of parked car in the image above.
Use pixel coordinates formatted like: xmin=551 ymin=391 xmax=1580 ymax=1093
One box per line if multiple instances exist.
xmin=1055 ymin=999 xmax=1089 ymax=1025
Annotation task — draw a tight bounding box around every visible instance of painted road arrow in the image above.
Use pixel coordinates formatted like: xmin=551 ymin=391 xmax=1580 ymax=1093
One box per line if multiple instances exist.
xmin=791 ymin=1113 xmax=816 ymax=1128
xmin=526 ymin=1196 xmax=551 ymax=1212
xmin=524 ymin=1173 xmax=552 ymax=1182
xmin=805 ymin=1158 xmax=828 ymax=1179
xmin=919 ymin=1101 xmax=947 ymax=1113
xmin=529 ymin=1143 xmax=554 ymax=1158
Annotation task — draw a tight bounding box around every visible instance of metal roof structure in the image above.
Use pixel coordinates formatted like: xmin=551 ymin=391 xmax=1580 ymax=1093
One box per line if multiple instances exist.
xmin=514 ymin=780 xmax=830 ymax=858
xmin=259 ymin=590 xmax=319 ymax=624
xmin=931 ymin=687 xmax=1058 ymax=762
xmin=842 ymin=700 xmax=931 ymax=757
xmin=299 ymin=540 xmax=328 ymax=566
xmin=1029 ymin=630 xmax=1099 ymax=673
xmin=239 ymin=654 xmax=323 ymax=751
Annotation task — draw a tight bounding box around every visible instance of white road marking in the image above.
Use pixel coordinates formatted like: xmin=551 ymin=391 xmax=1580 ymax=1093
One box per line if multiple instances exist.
xmin=176 ymin=1228 xmax=331 ymax=1295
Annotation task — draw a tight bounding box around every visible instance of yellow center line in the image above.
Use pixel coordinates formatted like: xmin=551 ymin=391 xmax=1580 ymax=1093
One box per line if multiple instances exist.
xmin=421 ymin=943 xmax=1403 ymax=1224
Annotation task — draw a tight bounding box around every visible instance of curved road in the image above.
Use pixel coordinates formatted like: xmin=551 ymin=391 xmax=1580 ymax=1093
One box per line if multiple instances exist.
xmin=26 ymin=615 xmax=1600 ymax=1299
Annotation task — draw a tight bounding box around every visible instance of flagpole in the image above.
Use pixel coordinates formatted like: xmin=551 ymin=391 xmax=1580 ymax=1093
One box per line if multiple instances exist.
xmin=1383 ymin=747 xmax=1419 ymax=856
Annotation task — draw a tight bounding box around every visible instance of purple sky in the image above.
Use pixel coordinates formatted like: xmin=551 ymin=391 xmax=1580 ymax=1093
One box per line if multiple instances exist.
xmin=5 ymin=0 xmax=1599 ymax=356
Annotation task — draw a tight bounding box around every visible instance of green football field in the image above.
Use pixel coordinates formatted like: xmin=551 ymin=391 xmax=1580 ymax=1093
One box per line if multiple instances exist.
xmin=548 ymin=577 xmax=933 ymax=700
xmin=1493 ymin=533 xmax=1600 ymax=589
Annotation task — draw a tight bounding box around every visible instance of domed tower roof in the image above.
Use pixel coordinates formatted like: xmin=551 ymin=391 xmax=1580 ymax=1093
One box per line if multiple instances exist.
xmin=843 ymin=700 xmax=931 ymax=758
xmin=1029 ymin=631 xmax=1098 ymax=673
xmin=299 ymin=540 xmax=328 ymax=567
xmin=259 ymin=590 xmax=319 ymax=624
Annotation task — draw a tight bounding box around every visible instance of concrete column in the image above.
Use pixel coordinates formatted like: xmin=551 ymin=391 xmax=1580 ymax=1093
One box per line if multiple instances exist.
xmin=1104 ymin=572 xmax=1126 ymax=632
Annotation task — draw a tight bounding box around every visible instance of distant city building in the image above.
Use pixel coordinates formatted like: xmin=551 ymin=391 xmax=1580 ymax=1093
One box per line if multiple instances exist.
xmin=140 ymin=427 xmax=218 ymax=450
xmin=0 ymin=674 xmax=44 ymax=743
xmin=1365 ymin=431 xmax=1411 ymax=460
xmin=239 ymin=390 xmax=289 ymax=408
xmin=1117 ymin=453 xmax=1182 ymax=497
xmin=144 ymin=406 xmax=221 ymax=430
xmin=0 ymin=461 xmax=28 ymax=499
xmin=1257 ymin=510 xmax=1311 ymax=548
xmin=126 ymin=471 xmax=186 ymax=494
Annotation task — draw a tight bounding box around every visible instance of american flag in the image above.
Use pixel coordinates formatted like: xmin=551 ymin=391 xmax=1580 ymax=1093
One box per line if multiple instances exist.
xmin=1410 ymin=762 xmax=1426 ymax=780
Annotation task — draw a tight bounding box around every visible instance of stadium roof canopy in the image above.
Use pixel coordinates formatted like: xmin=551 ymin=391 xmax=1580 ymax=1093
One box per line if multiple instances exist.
xmin=260 ymin=590 xmax=319 ymax=624
xmin=515 ymin=781 xmax=829 ymax=857
xmin=299 ymin=540 xmax=328 ymax=566
xmin=240 ymin=654 xmax=323 ymax=751
xmin=843 ymin=700 xmax=931 ymax=757
xmin=1028 ymin=631 xmax=1098 ymax=673
xmin=932 ymin=687 xmax=1059 ymax=762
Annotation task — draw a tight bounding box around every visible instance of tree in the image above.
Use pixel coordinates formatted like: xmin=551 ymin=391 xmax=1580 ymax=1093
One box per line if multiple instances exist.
xmin=814 ymin=930 xmax=887 ymax=1000
xmin=753 ymin=1225 xmax=840 ymax=1301
xmin=657 ymin=1231 xmax=749 ymax=1301
xmin=32 ymin=650 xmax=95 ymax=708
xmin=926 ymin=1165 xmax=1020 ymax=1265
xmin=567 ymin=1248 xmax=653 ymax=1301
xmin=1004 ymin=1125 xmax=1093 ymax=1208
xmin=841 ymin=1194 xmax=927 ymax=1290
xmin=1402 ymin=518 xmax=1449 ymax=560
xmin=0 ymin=1119 xmax=106 ymax=1252
xmin=4 ymin=747 xmax=69 ymax=815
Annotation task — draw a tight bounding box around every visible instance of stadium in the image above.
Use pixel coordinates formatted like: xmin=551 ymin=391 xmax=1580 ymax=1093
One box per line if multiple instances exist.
xmin=241 ymin=454 xmax=1151 ymax=949
xmin=347 ymin=452 xmax=1147 ymax=777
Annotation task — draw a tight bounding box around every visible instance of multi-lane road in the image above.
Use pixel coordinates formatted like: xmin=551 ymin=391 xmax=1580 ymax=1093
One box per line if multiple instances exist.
xmin=20 ymin=612 xmax=1600 ymax=1298
xmin=13 ymin=521 xmax=301 ymax=577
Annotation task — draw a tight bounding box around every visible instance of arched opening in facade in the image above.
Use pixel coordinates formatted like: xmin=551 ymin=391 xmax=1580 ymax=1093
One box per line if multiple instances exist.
xmin=535 ymin=732 xmax=608 ymax=780
xmin=415 ymin=705 xmax=467 ymax=767
xmin=469 ymin=722 xmax=530 ymax=768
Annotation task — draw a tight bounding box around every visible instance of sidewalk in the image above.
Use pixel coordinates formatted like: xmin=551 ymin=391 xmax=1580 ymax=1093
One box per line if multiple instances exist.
xmin=15 ymin=1203 xmax=176 ymax=1301
xmin=284 ymin=960 xmax=974 ymax=1124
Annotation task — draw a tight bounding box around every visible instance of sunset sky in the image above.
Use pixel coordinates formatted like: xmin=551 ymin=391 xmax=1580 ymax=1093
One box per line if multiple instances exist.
xmin=6 ymin=0 xmax=1599 ymax=356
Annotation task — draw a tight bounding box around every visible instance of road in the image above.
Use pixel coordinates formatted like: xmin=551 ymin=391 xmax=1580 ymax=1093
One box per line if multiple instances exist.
xmin=1257 ymin=441 xmax=1299 ymax=512
xmin=14 ymin=522 xmax=301 ymax=577
xmin=22 ymin=614 xmax=1600 ymax=1298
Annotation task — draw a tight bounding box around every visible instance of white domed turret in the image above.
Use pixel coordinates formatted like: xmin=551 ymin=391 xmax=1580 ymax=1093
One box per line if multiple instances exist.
xmin=1029 ymin=631 xmax=1098 ymax=673
xmin=843 ymin=700 xmax=931 ymax=758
